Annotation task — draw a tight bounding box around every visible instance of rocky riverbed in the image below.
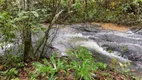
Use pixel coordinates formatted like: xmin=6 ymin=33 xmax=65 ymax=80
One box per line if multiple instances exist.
xmin=50 ymin=23 xmax=142 ymax=78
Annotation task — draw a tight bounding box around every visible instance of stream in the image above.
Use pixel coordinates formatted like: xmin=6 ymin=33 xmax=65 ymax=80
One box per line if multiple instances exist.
xmin=51 ymin=23 xmax=142 ymax=78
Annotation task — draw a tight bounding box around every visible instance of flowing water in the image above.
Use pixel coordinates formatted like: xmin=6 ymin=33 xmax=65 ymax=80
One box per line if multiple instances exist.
xmin=51 ymin=23 xmax=142 ymax=78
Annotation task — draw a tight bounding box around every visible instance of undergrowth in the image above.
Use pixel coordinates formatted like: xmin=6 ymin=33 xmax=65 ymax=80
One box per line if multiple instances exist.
xmin=0 ymin=47 xmax=139 ymax=80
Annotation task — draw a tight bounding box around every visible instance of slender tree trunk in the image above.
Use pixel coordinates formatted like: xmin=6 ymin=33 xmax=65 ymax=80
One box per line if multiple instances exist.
xmin=85 ymin=0 xmax=88 ymax=20
xmin=23 ymin=25 xmax=33 ymax=61
xmin=73 ymin=0 xmax=75 ymax=4
xmin=52 ymin=0 xmax=56 ymax=17
xmin=23 ymin=0 xmax=34 ymax=62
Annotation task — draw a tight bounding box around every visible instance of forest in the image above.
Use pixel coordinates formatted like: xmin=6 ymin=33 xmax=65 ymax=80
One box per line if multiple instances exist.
xmin=0 ymin=0 xmax=142 ymax=80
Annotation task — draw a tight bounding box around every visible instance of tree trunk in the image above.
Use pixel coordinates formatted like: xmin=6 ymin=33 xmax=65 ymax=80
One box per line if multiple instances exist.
xmin=85 ymin=0 xmax=88 ymax=20
xmin=23 ymin=0 xmax=34 ymax=62
xmin=23 ymin=25 xmax=33 ymax=61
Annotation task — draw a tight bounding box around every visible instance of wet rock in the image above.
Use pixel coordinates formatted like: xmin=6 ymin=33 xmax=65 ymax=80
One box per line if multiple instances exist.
xmin=50 ymin=24 xmax=142 ymax=78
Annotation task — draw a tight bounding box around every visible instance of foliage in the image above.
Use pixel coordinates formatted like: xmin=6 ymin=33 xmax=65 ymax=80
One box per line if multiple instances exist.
xmin=3 ymin=54 xmax=24 ymax=68
xmin=0 ymin=68 xmax=18 ymax=79
xmin=0 ymin=11 xmax=16 ymax=43
xmin=31 ymin=47 xmax=107 ymax=80
xmin=118 ymin=62 xmax=131 ymax=74
xmin=1 ymin=0 xmax=142 ymax=60
xmin=0 ymin=0 xmax=141 ymax=79
xmin=95 ymin=62 xmax=107 ymax=70
xmin=32 ymin=56 xmax=67 ymax=79
xmin=0 ymin=47 xmax=139 ymax=80
xmin=1 ymin=0 xmax=142 ymax=24
xmin=14 ymin=10 xmax=43 ymax=33
xmin=0 ymin=54 xmax=23 ymax=80
xmin=68 ymin=47 xmax=97 ymax=80
xmin=0 ymin=0 xmax=46 ymax=61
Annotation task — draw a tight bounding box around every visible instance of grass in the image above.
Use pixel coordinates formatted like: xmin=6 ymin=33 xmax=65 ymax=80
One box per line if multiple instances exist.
xmin=0 ymin=47 xmax=139 ymax=80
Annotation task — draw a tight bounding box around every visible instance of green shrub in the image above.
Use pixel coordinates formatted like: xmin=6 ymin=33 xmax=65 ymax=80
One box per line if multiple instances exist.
xmin=32 ymin=47 xmax=108 ymax=80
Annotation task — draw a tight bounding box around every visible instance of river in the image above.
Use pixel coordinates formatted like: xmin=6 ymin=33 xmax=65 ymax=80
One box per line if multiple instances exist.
xmin=50 ymin=23 xmax=142 ymax=78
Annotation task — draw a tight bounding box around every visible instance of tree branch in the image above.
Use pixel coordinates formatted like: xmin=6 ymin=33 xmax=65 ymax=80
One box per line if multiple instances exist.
xmin=35 ymin=10 xmax=64 ymax=57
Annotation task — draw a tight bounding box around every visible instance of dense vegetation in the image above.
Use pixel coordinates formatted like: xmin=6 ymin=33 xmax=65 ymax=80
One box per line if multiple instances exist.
xmin=0 ymin=47 xmax=137 ymax=80
xmin=0 ymin=0 xmax=142 ymax=79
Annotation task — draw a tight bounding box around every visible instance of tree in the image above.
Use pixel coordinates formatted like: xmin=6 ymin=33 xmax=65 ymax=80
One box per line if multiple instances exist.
xmin=22 ymin=0 xmax=35 ymax=61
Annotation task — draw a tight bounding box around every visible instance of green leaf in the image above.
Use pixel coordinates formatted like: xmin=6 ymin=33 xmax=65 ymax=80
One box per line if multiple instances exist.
xmin=40 ymin=66 xmax=49 ymax=73
xmin=31 ymin=11 xmax=39 ymax=17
